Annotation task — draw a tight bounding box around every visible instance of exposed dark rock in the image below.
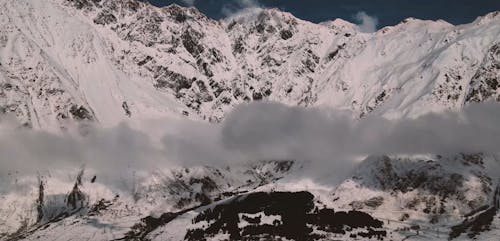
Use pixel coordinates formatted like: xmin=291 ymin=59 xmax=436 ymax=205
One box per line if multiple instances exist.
xmin=194 ymin=193 xmax=211 ymax=206
xmin=118 ymin=10 xmax=164 ymax=47
xmin=273 ymin=160 xmax=293 ymax=173
xmin=217 ymin=95 xmax=232 ymax=105
xmin=400 ymin=213 xmax=410 ymax=221
xmin=88 ymin=199 xmax=112 ymax=216
xmin=189 ymin=176 xmax=218 ymax=193
xmin=327 ymin=49 xmax=340 ymax=61
xmin=465 ymin=43 xmax=500 ymax=102
xmin=93 ymin=11 xmax=117 ymax=25
xmin=209 ymin=48 xmax=223 ymax=63
xmin=450 ymin=183 xmax=500 ymax=239
xmin=450 ymin=206 xmax=497 ymax=239
xmin=363 ymin=156 xmax=471 ymax=197
xmin=252 ymin=92 xmax=263 ymax=100
xmin=69 ymin=105 xmax=93 ymax=121
xmin=122 ymin=101 xmax=131 ymax=117
xmin=36 ymin=177 xmax=45 ymax=223
xmin=301 ymin=50 xmax=319 ymax=73
xmin=165 ymin=4 xmax=188 ymax=23
xmin=209 ymin=79 xmax=225 ymax=98
xmin=137 ymin=56 xmax=152 ymax=66
xmin=123 ymin=0 xmax=140 ymax=12
xmin=153 ymin=67 xmax=194 ymax=92
xmin=57 ymin=112 xmax=68 ymax=120
xmin=227 ymin=20 xmax=237 ymax=30
xmin=66 ymin=169 xmax=86 ymax=210
xmin=66 ymin=0 xmax=100 ymax=10
xmin=280 ymin=29 xmax=293 ymax=40
xmin=196 ymin=59 xmax=213 ymax=77
xmin=45 ymin=88 xmax=64 ymax=95
xmin=232 ymin=87 xmax=247 ymax=100
xmin=262 ymin=55 xmax=282 ymax=67
xmin=255 ymin=23 xmax=266 ymax=33
xmin=263 ymin=87 xmax=272 ymax=97
xmin=232 ymin=37 xmax=245 ymax=54
xmin=195 ymin=80 xmax=213 ymax=102
xmin=181 ymin=29 xmax=204 ymax=57
xmin=376 ymin=91 xmax=386 ymax=102
xmin=3 ymin=83 xmax=12 ymax=90
xmin=185 ymin=191 xmax=385 ymax=241
xmin=123 ymin=204 xmax=202 ymax=240
xmin=348 ymin=155 xmax=493 ymax=225
xmin=461 ymin=153 xmax=484 ymax=166
xmin=364 ymin=196 xmax=384 ymax=208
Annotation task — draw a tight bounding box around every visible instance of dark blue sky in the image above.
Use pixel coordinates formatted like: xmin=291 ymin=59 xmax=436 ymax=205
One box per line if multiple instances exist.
xmin=149 ymin=0 xmax=500 ymax=28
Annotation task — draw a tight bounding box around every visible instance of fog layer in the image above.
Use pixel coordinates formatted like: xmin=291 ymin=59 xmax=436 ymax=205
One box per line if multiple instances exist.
xmin=1 ymin=101 xmax=499 ymax=179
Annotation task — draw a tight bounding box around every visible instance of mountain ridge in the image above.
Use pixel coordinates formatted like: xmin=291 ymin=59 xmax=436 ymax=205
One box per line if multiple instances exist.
xmin=1 ymin=0 xmax=499 ymax=131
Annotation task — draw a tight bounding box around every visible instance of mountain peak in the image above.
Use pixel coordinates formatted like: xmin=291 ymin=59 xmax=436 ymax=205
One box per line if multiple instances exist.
xmin=473 ymin=10 xmax=500 ymax=25
xmin=223 ymin=7 xmax=299 ymax=26
xmin=161 ymin=3 xmax=210 ymax=22
xmin=321 ymin=18 xmax=358 ymax=33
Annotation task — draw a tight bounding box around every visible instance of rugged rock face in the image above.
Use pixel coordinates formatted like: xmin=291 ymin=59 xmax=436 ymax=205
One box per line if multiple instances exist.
xmin=1 ymin=0 xmax=500 ymax=130
xmin=466 ymin=43 xmax=500 ymax=102
xmin=66 ymin=168 xmax=87 ymax=210
xmin=332 ymin=154 xmax=499 ymax=239
xmin=0 ymin=160 xmax=298 ymax=240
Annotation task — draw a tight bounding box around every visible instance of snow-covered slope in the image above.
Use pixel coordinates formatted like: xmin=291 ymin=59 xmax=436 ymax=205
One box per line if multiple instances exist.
xmin=1 ymin=0 xmax=499 ymax=129
xmin=1 ymin=0 xmax=500 ymax=240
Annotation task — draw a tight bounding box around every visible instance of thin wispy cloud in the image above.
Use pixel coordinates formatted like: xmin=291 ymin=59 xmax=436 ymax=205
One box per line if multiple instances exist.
xmin=180 ymin=0 xmax=195 ymax=6
xmin=222 ymin=0 xmax=264 ymax=22
xmin=354 ymin=11 xmax=379 ymax=32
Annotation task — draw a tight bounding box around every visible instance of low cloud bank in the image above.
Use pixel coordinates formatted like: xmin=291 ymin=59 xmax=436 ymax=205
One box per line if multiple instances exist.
xmin=220 ymin=101 xmax=500 ymax=159
xmin=1 ymin=101 xmax=500 ymax=184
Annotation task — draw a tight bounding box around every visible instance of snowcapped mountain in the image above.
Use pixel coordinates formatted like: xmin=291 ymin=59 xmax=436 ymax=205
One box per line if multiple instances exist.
xmin=2 ymin=0 xmax=499 ymax=129
xmin=1 ymin=0 xmax=500 ymax=240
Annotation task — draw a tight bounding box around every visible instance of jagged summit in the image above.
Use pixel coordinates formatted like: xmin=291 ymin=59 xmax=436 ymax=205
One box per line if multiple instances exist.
xmin=161 ymin=3 xmax=215 ymax=24
xmin=473 ymin=10 xmax=500 ymax=24
xmin=223 ymin=7 xmax=299 ymax=24
xmin=1 ymin=0 xmax=499 ymax=129
xmin=321 ymin=18 xmax=358 ymax=31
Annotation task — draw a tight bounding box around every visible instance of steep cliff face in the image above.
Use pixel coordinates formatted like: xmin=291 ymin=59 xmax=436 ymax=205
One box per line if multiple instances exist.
xmin=1 ymin=0 xmax=500 ymax=240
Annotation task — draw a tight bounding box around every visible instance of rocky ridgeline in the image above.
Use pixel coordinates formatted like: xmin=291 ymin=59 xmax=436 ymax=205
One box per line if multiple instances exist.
xmin=1 ymin=0 xmax=498 ymax=129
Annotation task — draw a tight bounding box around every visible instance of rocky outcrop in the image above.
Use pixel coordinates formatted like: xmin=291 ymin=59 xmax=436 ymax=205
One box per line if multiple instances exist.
xmin=186 ymin=191 xmax=386 ymax=241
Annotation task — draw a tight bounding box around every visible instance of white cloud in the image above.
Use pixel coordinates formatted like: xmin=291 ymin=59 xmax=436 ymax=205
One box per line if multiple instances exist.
xmin=2 ymin=101 xmax=500 ymax=191
xmin=354 ymin=11 xmax=379 ymax=33
xmin=237 ymin=0 xmax=260 ymax=8
xmin=222 ymin=0 xmax=264 ymax=22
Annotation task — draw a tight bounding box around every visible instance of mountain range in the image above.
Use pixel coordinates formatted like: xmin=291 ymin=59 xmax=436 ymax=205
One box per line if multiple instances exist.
xmin=0 ymin=0 xmax=499 ymax=240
